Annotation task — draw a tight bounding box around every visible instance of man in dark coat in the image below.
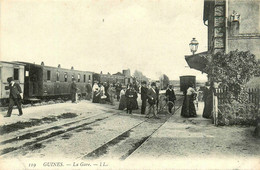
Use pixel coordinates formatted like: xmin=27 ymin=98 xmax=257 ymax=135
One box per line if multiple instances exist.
xmin=70 ymin=78 xmax=77 ymax=103
xmin=166 ymin=85 xmax=176 ymax=113
xmin=5 ymin=77 xmax=23 ymax=117
xmin=155 ymin=83 xmax=160 ymax=112
xmin=140 ymin=81 xmax=148 ymax=115
xmin=125 ymin=84 xmax=137 ymax=114
xmin=115 ymin=83 xmax=122 ymax=101
xmin=146 ymin=82 xmax=160 ymax=119
xmin=86 ymin=80 xmax=92 ymax=100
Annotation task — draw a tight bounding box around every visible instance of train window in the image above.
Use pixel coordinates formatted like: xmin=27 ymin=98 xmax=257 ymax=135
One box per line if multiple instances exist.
xmin=14 ymin=68 xmax=19 ymax=80
xmin=83 ymin=75 xmax=86 ymax=82
xmin=56 ymin=72 xmax=60 ymax=81
xmin=89 ymin=75 xmax=91 ymax=80
xmin=78 ymin=74 xmax=81 ymax=82
xmin=64 ymin=73 xmax=68 ymax=82
xmin=47 ymin=70 xmax=51 ymax=80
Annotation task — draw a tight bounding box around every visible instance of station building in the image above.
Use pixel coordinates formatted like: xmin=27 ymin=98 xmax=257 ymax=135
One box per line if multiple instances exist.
xmin=185 ymin=0 xmax=260 ymax=74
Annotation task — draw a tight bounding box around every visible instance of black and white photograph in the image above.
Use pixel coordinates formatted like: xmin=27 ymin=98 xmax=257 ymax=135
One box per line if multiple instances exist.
xmin=0 ymin=0 xmax=259 ymax=169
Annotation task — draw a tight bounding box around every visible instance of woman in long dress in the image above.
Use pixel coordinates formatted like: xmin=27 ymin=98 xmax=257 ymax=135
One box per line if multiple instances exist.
xmin=92 ymin=82 xmax=100 ymax=103
xmin=119 ymin=87 xmax=127 ymax=110
xmin=181 ymin=84 xmax=197 ymax=117
xmin=202 ymin=82 xmax=213 ymax=119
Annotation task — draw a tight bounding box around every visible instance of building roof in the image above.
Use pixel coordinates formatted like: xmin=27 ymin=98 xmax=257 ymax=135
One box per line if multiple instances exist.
xmin=185 ymin=51 xmax=210 ymax=73
xmin=113 ymin=72 xmax=125 ymax=76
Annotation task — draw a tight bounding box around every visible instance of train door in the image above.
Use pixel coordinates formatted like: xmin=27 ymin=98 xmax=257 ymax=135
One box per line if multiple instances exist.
xmin=31 ymin=70 xmax=38 ymax=95
xmin=24 ymin=69 xmax=30 ymax=97
xmin=54 ymin=71 xmax=61 ymax=95
xmin=28 ymin=65 xmax=43 ymax=97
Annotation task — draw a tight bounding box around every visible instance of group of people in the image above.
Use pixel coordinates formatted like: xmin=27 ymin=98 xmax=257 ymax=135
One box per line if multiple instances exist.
xmin=118 ymin=81 xmax=177 ymax=119
xmin=4 ymin=75 xmax=217 ymax=121
xmin=180 ymin=81 xmax=218 ymax=120
xmin=91 ymin=81 xmax=127 ymax=105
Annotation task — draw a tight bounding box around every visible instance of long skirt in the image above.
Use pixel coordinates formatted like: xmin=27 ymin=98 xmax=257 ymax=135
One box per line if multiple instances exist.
xmin=126 ymin=98 xmax=136 ymax=112
xmin=181 ymin=95 xmax=197 ymax=117
xmin=202 ymin=94 xmax=213 ymax=119
xmin=133 ymin=99 xmax=138 ymax=110
xmin=92 ymin=92 xmax=100 ymax=103
xmin=119 ymin=95 xmax=127 ymax=110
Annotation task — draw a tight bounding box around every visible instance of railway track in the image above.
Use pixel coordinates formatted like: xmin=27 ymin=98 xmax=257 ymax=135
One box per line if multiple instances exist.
xmin=0 ymin=96 xmax=183 ymax=160
xmin=81 ymin=97 xmax=183 ymax=160
xmin=0 ymin=111 xmax=119 ymax=156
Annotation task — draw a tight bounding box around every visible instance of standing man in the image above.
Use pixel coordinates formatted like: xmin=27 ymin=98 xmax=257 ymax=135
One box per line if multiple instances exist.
xmin=70 ymin=78 xmax=77 ymax=103
xmin=146 ymin=82 xmax=160 ymax=119
xmin=155 ymin=82 xmax=160 ymax=112
xmin=86 ymin=80 xmax=92 ymax=100
xmin=5 ymin=77 xmax=23 ymax=117
xmin=140 ymin=81 xmax=148 ymax=115
xmin=115 ymin=82 xmax=122 ymax=101
xmin=125 ymin=84 xmax=137 ymax=114
xmin=166 ymin=85 xmax=176 ymax=113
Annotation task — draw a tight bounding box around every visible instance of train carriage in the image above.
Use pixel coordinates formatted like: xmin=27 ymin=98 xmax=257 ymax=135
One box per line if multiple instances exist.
xmin=0 ymin=61 xmax=25 ymax=105
xmin=19 ymin=62 xmax=93 ymax=100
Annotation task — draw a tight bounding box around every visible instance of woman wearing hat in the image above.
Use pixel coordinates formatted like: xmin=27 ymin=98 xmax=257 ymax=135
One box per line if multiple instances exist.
xmin=118 ymin=86 xmax=127 ymax=110
xmin=181 ymin=83 xmax=197 ymax=117
xmin=92 ymin=81 xmax=100 ymax=103
xmin=125 ymin=84 xmax=137 ymax=114
xmin=202 ymin=82 xmax=213 ymax=118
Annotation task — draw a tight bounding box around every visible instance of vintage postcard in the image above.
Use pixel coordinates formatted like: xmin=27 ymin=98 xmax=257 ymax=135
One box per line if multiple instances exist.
xmin=0 ymin=0 xmax=259 ymax=169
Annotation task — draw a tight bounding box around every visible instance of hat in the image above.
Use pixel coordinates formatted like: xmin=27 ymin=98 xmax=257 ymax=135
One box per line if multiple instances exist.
xmin=141 ymin=81 xmax=147 ymax=85
xmin=151 ymin=82 xmax=156 ymax=86
xmin=7 ymin=77 xmax=13 ymax=83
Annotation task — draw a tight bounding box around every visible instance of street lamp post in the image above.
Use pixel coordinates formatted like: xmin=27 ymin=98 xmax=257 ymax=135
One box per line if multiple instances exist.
xmin=189 ymin=38 xmax=199 ymax=55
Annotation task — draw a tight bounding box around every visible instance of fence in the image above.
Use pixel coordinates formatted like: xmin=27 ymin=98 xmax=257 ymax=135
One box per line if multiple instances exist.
xmin=216 ymin=87 xmax=260 ymax=109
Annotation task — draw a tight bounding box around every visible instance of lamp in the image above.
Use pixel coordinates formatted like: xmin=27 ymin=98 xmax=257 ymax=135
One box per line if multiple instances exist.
xmin=189 ymin=38 xmax=199 ymax=55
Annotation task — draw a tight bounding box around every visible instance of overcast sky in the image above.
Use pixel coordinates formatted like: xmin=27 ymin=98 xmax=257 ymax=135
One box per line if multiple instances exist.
xmin=1 ymin=0 xmax=208 ymax=81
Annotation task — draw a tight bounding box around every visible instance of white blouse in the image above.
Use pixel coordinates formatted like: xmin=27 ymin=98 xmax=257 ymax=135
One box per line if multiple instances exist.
xmin=186 ymin=87 xmax=196 ymax=95
xmin=120 ymin=89 xmax=125 ymax=97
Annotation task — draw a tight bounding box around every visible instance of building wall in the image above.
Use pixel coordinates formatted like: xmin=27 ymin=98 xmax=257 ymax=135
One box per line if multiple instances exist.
xmin=228 ymin=36 xmax=260 ymax=59
xmin=205 ymin=0 xmax=226 ymax=54
xmin=228 ymin=0 xmax=259 ymax=34
xmin=227 ymin=0 xmax=260 ymax=60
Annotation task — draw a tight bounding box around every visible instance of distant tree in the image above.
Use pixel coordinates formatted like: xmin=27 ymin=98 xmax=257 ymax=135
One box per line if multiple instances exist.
xmin=160 ymin=74 xmax=170 ymax=90
xmin=133 ymin=70 xmax=149 ymax=83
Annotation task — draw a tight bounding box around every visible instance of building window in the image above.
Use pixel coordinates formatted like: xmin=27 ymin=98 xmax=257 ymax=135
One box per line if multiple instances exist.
xmin=89 ymin=75 xmax=91 ymax=80
xmin=64 ymin=73 xmax=68 ymax=82
xmin=78 ymin=74 xmax=81 ymax=82
xmin=56 ymin=72 xmax=60 ymax=81
xmin=14 ymin=68 xmax=19 ymax=80
xmin=47 ymin=70 xmax=51 ymax=80
xmin=84 ymin=75 xmax=86 ymax=82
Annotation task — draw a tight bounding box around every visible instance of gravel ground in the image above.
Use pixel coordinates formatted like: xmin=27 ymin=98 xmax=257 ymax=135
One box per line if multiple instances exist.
xmin=126 ymin=102 xmax=260 ymax=169
xmin=0 ymin=98 xmax=259 ymax=170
